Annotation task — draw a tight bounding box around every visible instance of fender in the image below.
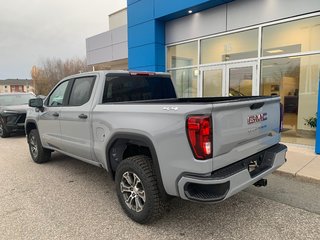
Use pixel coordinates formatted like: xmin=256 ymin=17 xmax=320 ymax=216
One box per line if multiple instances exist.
xmin=106 ymin=132 xmax=167 ymax=198
xmin=25 ymin=119 xmax=38 ymax=135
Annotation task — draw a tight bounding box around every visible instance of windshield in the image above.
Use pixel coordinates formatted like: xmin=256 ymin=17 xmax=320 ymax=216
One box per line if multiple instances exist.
xmin=0 ymin=94 xmax=34 ymax=106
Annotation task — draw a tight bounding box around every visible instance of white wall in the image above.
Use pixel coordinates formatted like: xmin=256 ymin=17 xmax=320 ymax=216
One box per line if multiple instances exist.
xmin=109 ymin=8 xmax=127 ymax=30
xmin=166 ymin=0 xmax=320 ymax=44
xmin=86 ymin=25 xmax=128 ymax=65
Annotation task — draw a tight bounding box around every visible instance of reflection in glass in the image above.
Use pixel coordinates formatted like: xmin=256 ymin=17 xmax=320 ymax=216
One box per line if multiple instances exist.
xmin=262 ymin=16 xmax=320 ymax=56
xmin=201 ymin=29 xmax=258 ymax=64
xmin=203 ymin=69 xmax=223 ymax=97
xmin=167 ymin=41 xmax=198 ymax=68
xmin=229 ymin=67 xmax=252 ymax=96
xmin=169 ymin=68 xmax=198 ymax=98
xmin=261 ymin=55 xmax=320 ymax=145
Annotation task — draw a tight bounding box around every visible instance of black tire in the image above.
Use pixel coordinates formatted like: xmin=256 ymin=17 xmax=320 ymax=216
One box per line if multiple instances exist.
xmin=28 ymin=129 xmax=51 ymax=163
xmin=0 ymin=118 xmax=10 ymax=138
xmin=115 ymin=155 xmax=165 ymax=224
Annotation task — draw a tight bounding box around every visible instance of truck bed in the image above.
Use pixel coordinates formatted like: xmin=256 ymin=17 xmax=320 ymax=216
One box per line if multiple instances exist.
xmin=103 ymin=96 xmax=277 ymax=104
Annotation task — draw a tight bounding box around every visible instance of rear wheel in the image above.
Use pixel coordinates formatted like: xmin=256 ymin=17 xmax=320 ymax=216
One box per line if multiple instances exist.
xmin=115 ymin=155 xmax=165 ymax=224
xmin=28 ymin=129 xmax=51 ymax=163
xmin=0 ymin=119 xmax=10 ymax=138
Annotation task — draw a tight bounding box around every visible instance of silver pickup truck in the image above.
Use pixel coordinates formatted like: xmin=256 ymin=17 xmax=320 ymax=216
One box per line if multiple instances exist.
xmin=26 ymin=70 xmax=287 ymax=223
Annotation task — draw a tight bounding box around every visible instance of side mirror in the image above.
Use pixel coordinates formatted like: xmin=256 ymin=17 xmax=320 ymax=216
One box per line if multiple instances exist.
xmin=29 ymin=98 xmax=44 ymax=111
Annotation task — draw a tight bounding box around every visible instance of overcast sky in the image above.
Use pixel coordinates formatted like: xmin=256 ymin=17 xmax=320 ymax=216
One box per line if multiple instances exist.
xmin=0 ymin=0 xmax=126 ymax=79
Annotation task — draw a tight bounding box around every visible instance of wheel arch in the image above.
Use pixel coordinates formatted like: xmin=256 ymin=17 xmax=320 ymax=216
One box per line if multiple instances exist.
xmin=25 ymin=120 xmax=38 ymax=135
xmin=106 ymin=132 xmax=167 ymax=198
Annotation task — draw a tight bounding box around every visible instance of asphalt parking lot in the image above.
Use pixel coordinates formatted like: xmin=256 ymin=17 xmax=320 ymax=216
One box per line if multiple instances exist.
xmin=1 ymin=135 xmax=320 ymax=240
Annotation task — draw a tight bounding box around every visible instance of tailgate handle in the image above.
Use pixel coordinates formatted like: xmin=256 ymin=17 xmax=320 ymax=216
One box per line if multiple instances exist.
xmin=250 ymin=102 xmax=264 ymax=110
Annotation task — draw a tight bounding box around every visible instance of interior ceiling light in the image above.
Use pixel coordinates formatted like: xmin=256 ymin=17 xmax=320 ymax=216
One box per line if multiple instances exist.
xmin=188 ymin=10 xmax=193 ymax=14
xmin=267 ymin=49 xmax=284 ymax=54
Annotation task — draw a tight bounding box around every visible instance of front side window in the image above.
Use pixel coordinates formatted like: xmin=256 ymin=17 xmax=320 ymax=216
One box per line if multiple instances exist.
xmin=48 ymin=80 xmax=69 ymax=107
xmin=69 ymin=77 xmax=95 ymax=106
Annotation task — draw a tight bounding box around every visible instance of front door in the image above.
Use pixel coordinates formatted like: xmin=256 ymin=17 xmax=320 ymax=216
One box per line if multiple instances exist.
xmin=38 ymin=79 xmax=70 ymax=149
xmin=200 ymin=61 xmax=257 ymax=97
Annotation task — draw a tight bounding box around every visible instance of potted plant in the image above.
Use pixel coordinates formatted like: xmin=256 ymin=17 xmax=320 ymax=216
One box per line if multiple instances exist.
xmin=304 ymin=114 xmax=317 ymax=128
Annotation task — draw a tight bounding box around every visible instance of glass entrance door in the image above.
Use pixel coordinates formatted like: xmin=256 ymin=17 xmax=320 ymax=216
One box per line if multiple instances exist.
xmin=200 ymin=61 xmax=257 ymax=97
xmin=227 ymin=62 xmax=257 ymax=96
xmin=201 ymin=67 xmax=225 ymax=97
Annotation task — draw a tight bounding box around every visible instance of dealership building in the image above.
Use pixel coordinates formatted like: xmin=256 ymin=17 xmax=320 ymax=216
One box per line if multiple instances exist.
xmin=86 ymin=0 xmax=320 ymax=147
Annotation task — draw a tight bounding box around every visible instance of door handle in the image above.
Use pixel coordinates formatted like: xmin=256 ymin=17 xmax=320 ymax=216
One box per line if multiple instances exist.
xmin=78 ymin=114 xmax=88 ymax=119
xmin=52 ymin=112 xmax=59 ymax=117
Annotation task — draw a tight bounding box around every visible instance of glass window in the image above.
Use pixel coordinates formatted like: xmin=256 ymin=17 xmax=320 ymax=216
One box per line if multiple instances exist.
xmin=201 ymin=29 xmax=258 ymax=64
xmin=229 ymin=66 xmax=253 ymax=96
xmin=69 ymin=77 xmax=95 ymax=106
xmin=169 ymin=68 xmax=198 ymax=98
xmin=48 ymin=80 xmax=69 ymax=107
xmin=261 ymin=54 xmax=320 ymax=145
xmin=167 ymin=41 xmax=198 ymax=68
xmin=262 ymin=16 xmax=320 ymax=56
xmin=203 ymin=68 xmax=223 ymax=97
xmin=102 ymin=75 xmax=176 ymax=103
xmin=0 ymin=93 xmax=34 ymax=106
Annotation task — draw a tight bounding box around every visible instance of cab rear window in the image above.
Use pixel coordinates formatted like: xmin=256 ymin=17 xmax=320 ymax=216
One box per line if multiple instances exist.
xmin=102 ymin=75 xmax=176 ymax=103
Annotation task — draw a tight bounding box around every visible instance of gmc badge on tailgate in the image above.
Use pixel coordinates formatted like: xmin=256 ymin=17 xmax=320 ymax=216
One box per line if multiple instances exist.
xmin=247 ymin=113 xmax=268 ymax=125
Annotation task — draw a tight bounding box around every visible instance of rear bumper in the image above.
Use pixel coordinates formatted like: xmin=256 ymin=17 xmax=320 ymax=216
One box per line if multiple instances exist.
xmin=177 ymin=143 xmax=287 ymax=202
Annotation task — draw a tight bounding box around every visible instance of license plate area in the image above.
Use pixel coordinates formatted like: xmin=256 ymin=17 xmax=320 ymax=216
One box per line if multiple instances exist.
xmin=248 ymin=152 xmax=274 ymax=177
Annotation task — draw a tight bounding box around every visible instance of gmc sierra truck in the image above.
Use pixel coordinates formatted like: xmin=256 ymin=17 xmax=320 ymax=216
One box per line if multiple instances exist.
xmin=26 ymin=70 xmax=287 ymax=223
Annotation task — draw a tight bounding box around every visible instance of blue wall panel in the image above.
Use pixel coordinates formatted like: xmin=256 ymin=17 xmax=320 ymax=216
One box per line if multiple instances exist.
xmin=128 ymin=43 xmax=165 ymax=71
xmin=128 ymin=21 xmax=157 ymax=48
xmin=316 ymin=80 xmax=320 ymax=154
xmin=127 ymin=0 xmax=139 ymax=6
xmin=154 ymin=0 xmax=232 ymax=20
xmin=127 ymin=0 xmax=154 ymax=27
xmin=127 ymin=0 xmax=233 ymax=71
xmin=129 ymin=44 xmax=156 ymax=69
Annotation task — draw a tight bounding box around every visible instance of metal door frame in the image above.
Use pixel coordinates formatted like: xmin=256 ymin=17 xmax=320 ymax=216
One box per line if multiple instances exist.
xmin=199 ymin=60 xmax=258 ymax=97
xmin=226 ymin=61 xmax=258 ymax=96
xmin=199 ymin=65 xmax=226 ymax=97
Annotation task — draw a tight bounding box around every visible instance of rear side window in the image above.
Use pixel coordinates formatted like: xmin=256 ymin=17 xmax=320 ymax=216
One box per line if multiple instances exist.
xmin=102 ymin=75 xmax=176 ymax=103
xmin=69 ymin=76 xmax=95 ymax=106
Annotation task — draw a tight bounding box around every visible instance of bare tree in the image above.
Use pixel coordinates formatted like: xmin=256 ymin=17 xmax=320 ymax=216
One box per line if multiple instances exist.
xmin=31 ymin=57 xmax=90 ymax=95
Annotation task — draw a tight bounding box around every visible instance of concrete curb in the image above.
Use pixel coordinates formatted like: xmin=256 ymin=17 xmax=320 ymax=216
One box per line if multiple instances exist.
xmin=274 ymin=170 xmax=320 ymax=185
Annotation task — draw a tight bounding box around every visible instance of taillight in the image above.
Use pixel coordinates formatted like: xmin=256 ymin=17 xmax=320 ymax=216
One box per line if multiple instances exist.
xmin=279 ymin=103 xmax=283 ymax=132
xmin=186 ymin=115 xmax=212 ymax=160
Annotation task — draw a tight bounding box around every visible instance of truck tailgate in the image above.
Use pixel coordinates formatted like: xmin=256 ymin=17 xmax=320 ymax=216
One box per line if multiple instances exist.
xmin=211 ymin=97 xmax=281 ymax=170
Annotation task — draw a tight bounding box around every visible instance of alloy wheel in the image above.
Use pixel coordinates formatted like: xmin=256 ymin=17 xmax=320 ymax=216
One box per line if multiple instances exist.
xmin=0 ymin=122 xmax=3 ymax=136
xmin=120 ymin=171 xmax=146 ymax=213
xmin=29 ymin=135 xmax=38 ymax=159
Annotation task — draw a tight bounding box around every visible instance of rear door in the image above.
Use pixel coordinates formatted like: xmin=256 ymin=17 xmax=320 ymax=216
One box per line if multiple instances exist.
xmin=211 ymin=97 xmax=281 ymax=170
xmin=59 ymin=76 xmax=96 ymax=161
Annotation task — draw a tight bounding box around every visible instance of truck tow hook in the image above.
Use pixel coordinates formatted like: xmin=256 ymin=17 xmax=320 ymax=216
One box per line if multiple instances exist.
xmin=254 ymin=179 xmax=268 ymax=187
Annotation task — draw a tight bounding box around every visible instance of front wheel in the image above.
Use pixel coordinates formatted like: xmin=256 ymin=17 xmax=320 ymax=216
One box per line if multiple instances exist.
xmin=28 ymin=129 xmax=51 ymax=163
xmin=0 ymin=119 xmax=10 ymax=138
xmin=115 ymin=155 xmax=165 ymax=224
